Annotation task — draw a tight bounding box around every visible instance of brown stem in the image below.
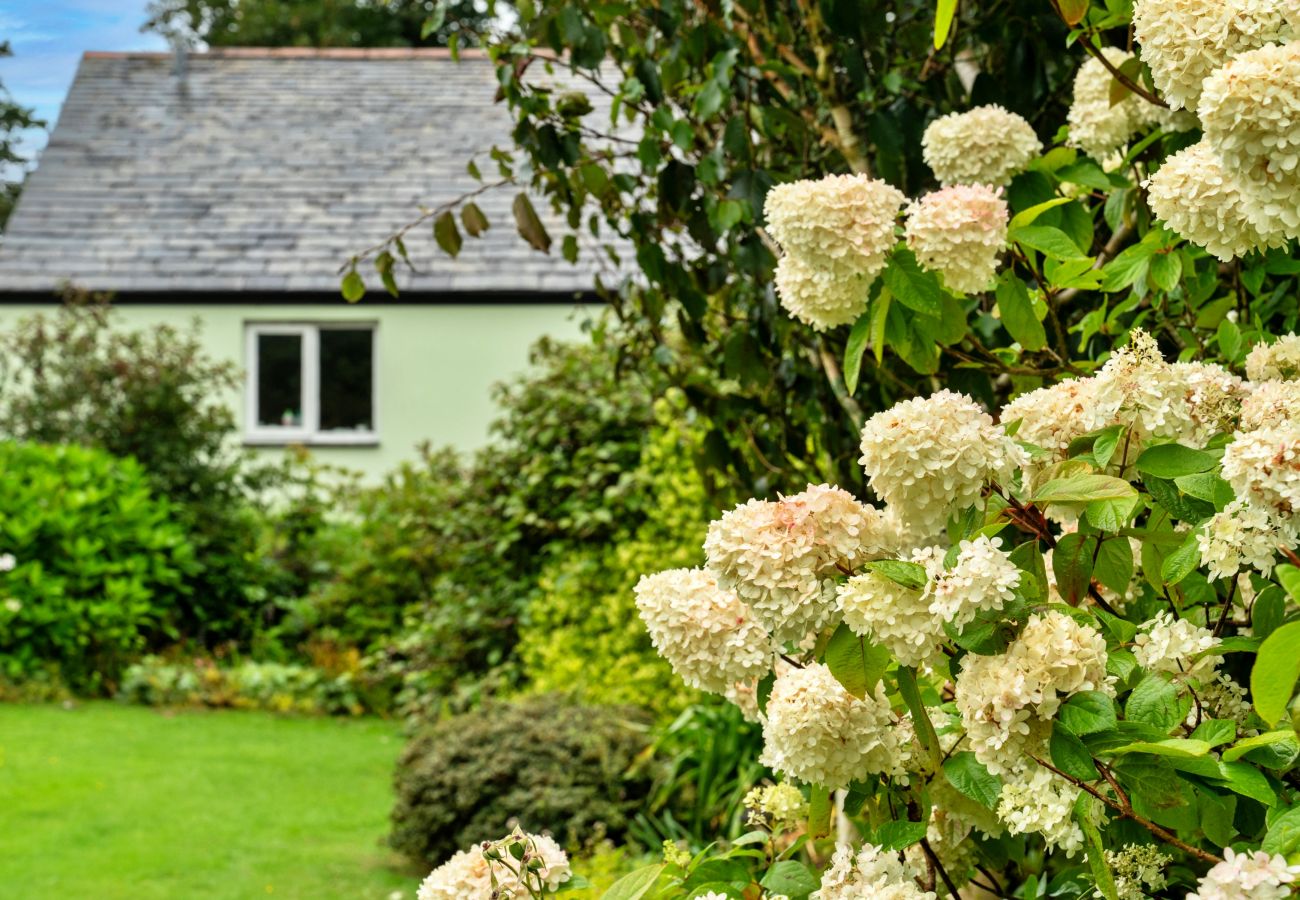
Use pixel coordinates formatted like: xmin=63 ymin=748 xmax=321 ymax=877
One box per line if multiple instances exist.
xmin=920 ymin=837 xmax=963 ymax=899
xmin=1046 ymin=0 xmax=1168 ymax=109
xmin=1029 ymin=755 xmax=1223 ymax=864
xmin=1213 ymin=577 xmax=1239 ymax=638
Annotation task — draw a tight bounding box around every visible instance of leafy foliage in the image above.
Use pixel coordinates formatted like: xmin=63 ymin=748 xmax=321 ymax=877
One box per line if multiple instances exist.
xmin=0 ymin=40 xmax=45 ymax=231
xmin=0 ymin=442 xmax=195 ymax=690
xmin=388 ymin=695 xmax=654 ymax=867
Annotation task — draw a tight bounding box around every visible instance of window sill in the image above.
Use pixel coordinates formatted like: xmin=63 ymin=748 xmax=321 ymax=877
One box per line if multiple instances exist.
xmin=243 ymin=435 xmax=380 ymax=448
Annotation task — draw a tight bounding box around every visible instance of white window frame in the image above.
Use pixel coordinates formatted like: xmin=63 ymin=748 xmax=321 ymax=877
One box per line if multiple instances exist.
xmin=243 ymin=321 xmax=379 ymax=446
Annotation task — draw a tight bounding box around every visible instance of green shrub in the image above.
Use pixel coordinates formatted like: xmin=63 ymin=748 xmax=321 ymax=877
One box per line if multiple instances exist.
xmin=0 ymin=300 xmax=279 ymax=646
xmin=519 ymin=398 xmax=714 ymax=715
xmin=118 ymin=654 xmax=369 ymax=716
xmin=388 ymin=695 xmax=653 ymax=867
xmin=0 ymin=442 xmax=195 ymax=690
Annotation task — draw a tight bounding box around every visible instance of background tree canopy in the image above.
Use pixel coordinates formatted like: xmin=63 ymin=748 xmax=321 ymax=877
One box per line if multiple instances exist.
xmin=142 ymin=0 xmax=496 ymax=48
xmin=0 ymin=40 xmax=44 ymax=231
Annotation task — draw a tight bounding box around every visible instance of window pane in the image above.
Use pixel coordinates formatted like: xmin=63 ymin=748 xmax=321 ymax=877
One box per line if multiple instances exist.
xmin=319 ymin=328 xmax=374 ymax=432
xmin=256 ymin=333 xmax=303 ymax=428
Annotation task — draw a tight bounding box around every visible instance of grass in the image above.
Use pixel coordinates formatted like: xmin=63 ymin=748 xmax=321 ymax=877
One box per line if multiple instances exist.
xmin=0 ymin=702 xmax=421 ymax=899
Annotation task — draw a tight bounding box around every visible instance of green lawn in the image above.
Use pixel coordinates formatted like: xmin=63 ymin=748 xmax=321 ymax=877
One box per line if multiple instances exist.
xmin=0 ymin=703 xmax=422 ymax=899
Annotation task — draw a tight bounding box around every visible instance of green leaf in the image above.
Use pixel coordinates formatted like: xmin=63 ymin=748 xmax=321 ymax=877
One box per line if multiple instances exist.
xmin=824 ymin=623 xmax=890 ymax=699
xmin=1252 ymin=620 xmax=1300 ymax=726
xmin=1052 ymin=532 xmax=1095 ymax=606
xmin=934 ymin=0 xmax=958 ymax=48
xmin=1051 ymin=723 xmax=1100 ymax=780
xmin=875 ymin=820 xmax=929 ymax=851
xmin=1173 ymin=472 xmax=1235 ymax=510
xmin=340 ymin=270 xmax=365 ymax=302
xmin=1160 ymin=529 xmax=1201 ymax=586
xmin=1100 ymin=242 xmax=1154 ymax=292
xmin=1253 ymin=585 xmax=1287 ymax=639
xmin=882 ymin=247 xmax=944 ymax=316
xmin=1110 ymin=738 xmax=1211 ymax=758
xmin=1148 ymin=251 xmax=1183 ymax=292
xmin=601 ymin=864 xmax=663 ymax=900
xmin=1093 ymin=425 xmax=1125 ymax=470
xmin=1010 ymin=225 xmax=1089 ymax=261
xmin=1135 ymin=443 xmax=1218 ymax=479
xmin=996 ymin=272 xmax=1047 ymax=350
xmin=1222 ymin=730 xmax=1295 ymax=763
xmin=759 ymin=861 xmax=818 ymax=898
xmin=1094 ymin=536 xmax=1134 ymax=593
xmin=943 ymin=752 xmax=1003 ymax=809
xmin=898 ymin=667 xmax=941 ymax=769
xmin=420 ymin=0 xmax=447 ymax=38
xmin=1059 ymin=691 xmax=1118 ymax=736
xmin=1200 ymin=791 xmax=1238 ymax=847
xmin=461 ymin=202 xmax=490 ymax=237
xmin=1277 ymin=564 xmax=1300 ymax=599
xmin=1190 ymin=718 xmax=1237 ymax=747
xmin=1033 ymin=473 xmax=1137 ymax=505
xmin=844 ymin=311 xmax=872 ymax=396
xmin=1126 ymin=673 xmax=1189 ymax=732
xmin=1262 ymin=805 xmax=1300 ymax=856
xmin=1078 ymin=797 xmax=1119 ymax=900
xmin=1009 ymin=197 xmax=1073 ymax=231
xmin=512 ymin=193 xmax=552 ymax=253
xmin=1217 ymin=760 xmax=1277 ymax=806
xmin=1087 ymin=495 xmax=1138 ymax=534
xmin=863 ymin=559 xmax=928 ymax=590
xmin=808 ymin=785 xmax=832 ymax=839
xmin=433 ymin=210 xmax=463 ymax=258
xmin=1109 ymin=55 xmax=1142 ymax=107
xmin=1059 ymin=0 xmax=1091 ymax=25
xmin=869 ymin=287 xmax=891 ymax=364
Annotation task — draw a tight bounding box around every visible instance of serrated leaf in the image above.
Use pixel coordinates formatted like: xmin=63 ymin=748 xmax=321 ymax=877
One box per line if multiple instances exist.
xmin=1051 ymin=723 xmax=1100 ymax=779
xmin=824 ymin=623 xmax=890 ymax=699
xmin=1093 ymin=425 xmax=1125 ymax=469
xmin=875 ymin=820 xmax=929 ymax=851
xmin=943 ymin=752 xmax=1002 ymax=809
xmin=1126 ymin=673 xmax=1189 ymax=731
xmin=1033 ymin=473 xmax=1137 ymax=505
xmin=1252 ymin=620 xmax=1300 ymax=726
xmin=1079 ymin=796 xmax=1119 ymax=900
xmin=1221 ymin=730 xmax=1293 ymax=763
xmin=864 ymin=559 xmax=928 ymax=590
xmin=1174 ymin=472 xmax=1235 ymax=509
xmin=1009 ymin=197 xmax=1073 ymax=231
xmin=1010 ymin=225 xmax=1089 ymax=261
xmin=1059 ymin=691 xmax=1118 ymax=735
xmin=1108 ymin=55 xmax=1142 ymax=107
xmin=1053 ymin=532 xmax=1095 ymax=606
xmin=882 ymin=247 xmax=944 ymax=315
xmin=1136 ymin=443 xmax=1217 ymax=479
xmin=1110 ymin=738 xmax=1211 ymax=758
xmin=1262 ymin=805 xmax=1300 ymax=856
xmin=512 ymin=193 xmax=551 ymax=253
xmin=760 ymin=861 xmax=818 ymax=897
xmin=1277 ymin=564 xmax=1300 ymax=599
xmin=1160 ymin=529 xmax=1200 ymax=585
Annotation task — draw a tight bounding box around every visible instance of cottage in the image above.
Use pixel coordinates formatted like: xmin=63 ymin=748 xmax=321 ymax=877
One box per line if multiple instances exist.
xmin=0 ymin=48 xmax=604 ymax=478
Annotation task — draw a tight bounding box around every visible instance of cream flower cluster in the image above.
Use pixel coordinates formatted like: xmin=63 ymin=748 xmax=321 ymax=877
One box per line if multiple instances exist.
xmin=1241 ymin=379 xmax=1300 ymax=430
xmin=996 ymin=765 xmax=1086 ymax=854
xmin=858 ymin=390 xmax=1028 ymax=539
xmin=743 ymin=782 xmax=808 ymax=831
xmin=1222 ymin=425 xmax=1300 ymax=522
xmin=955 ymin=611 xmax=1112 ymax=774
xmin=1246 ymin=333 xmax=1300 ymax=382
xmin=633 ymin=567 xmax=774 ymax=694
xmin=1132 ymin=611 xmax=1221 ymax=677
xmin=1199 ymin=498 xmax=1298 ymax=579
xmin=904 ymin=184 xmax=1009 ymax=294
xmin=759 ymin=663 xmax=904 ymax=789
xmin=764 ymin=175 xmax=906 ymax=330
xmin=1067 ymin=48 xmax=1160 ymax=161
xmin=921 ymin=105 xmax=1042 ymax=187
xmin=1187 ymin=848 xmax=1300 ymax=900
xmin=1101 ymin=844 xmax=1171 ymax=900
xmin=927 ymin=535 xmax=1022 ymax=627
xmin=704 ymin=484 xmax=893 ymax=643
xmin=417 ymin=831 xmax=571 ymax=900
xmin=1133 ymin=0 xmax=1297 ymax=110
xmin=812 ymin=843 xmax=936 ymax=900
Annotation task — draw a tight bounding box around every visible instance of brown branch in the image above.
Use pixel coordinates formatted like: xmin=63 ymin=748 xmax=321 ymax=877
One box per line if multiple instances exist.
xmin=1213 ymin=576 xmax=1239 ymax=638
xmin=1046 ymin=0 xmax=1168 ymax=109
xmin=920 ymin=838 xmax=963 ymax=899
xmin=1029 ymin=754 xmax=1223 ymax=864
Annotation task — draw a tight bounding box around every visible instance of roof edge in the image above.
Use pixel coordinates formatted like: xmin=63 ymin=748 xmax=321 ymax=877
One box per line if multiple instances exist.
xmin=0 ymin=288 xmax=601 ymax=306
xmin=83 ymin=47 xmax=491 ymax=61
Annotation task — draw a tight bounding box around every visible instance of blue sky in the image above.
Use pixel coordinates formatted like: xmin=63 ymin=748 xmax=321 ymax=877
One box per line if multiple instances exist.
xmin=2 ymin=0 xmax=166 ymax=168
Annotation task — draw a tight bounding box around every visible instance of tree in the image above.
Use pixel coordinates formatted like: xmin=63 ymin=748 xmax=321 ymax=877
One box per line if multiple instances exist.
xmin=143 ymin=0 xmax=498 ymax=49
xmin=0 ymin=41 xmax=45 ymax=231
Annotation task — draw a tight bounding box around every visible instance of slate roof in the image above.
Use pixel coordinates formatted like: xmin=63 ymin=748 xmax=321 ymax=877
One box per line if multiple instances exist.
xmin=0 ymin=49 xmax=613 ymax=297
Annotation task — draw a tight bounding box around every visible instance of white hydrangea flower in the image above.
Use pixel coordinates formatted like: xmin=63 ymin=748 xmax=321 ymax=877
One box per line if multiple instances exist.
xmin=1134 ymin=611 xmax=1222 ymax=678
xmin=1146 ymin=141 xmax=1287 ymax=261
xmin=996 ymin=764 xmax=1086 ymax=854
xmin=1246 ymin=333 xmax=1300 ymax=382
xmin=1002 ymin=378 xmax=1105 ymax=488
xmin=904 ymin=184 xmax=1009 ymax=294
xmin=1242 ymin=379 xmax=1300 ymax=430
xmin=704 ymin=484 xmax=895 ymax=643
xmin=813 ymin=843 xmax=936 ymax=900
xmin=1198 ymin=499 xmax=1297 ymax=579
xmin=1133 ymin=0 xmax=1297 ymax=111
xmin=765 ymin=174 xmax=905 ymax=272
xmin=1200 ymin=42 xmax=1300 ymax=237
xmin=1171 ymin=361 xmax=1249 ymax=446
xmin=922 ymin=105 xmax=1042 ymax=187
xmin=858 ymin=390 xmax=1028 ymax=540
xmin=1187 ymin=847 xmax=1300 ymax=900
xmin=760 ymin=663 xmax=904 ymax=789
xmin=955 ymin=611 xmax=1111 ymax=773
xmin=1099 ymin=844 xmax=1171 ymax=900
xmin=773 ymin=253 xmax=875 ymax=331
xmin=743 ymin=782 xmax=808 ymax=830
xmin=1195 ymin=671 xmax=1258 ymax=734
xmin=417 ymin=832 xmax=571 ymax=900
xmin=634 ymin=568 xmax=775 ymax=695
xmin=1067 ymin=48 xmax=1160 ymax=161
xmin=928 ymin=535 xmax=1022 ymax=627
xmin=837 ymin=554 xmax=942 ymax=668
xmin=1222 ymin=426 xmax=1300 ymax=522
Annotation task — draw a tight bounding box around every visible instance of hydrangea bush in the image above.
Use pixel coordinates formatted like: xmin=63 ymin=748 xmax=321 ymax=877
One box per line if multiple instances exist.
xmin=401 ymin=2 xmax=1300 ymax=897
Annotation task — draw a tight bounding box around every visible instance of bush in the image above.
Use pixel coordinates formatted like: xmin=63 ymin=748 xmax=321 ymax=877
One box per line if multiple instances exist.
xmin=118 ymin=654 xmax=370 ymax=716
xmin=388 ymin=695 xmax=653 ymax=867
xmin=0 ymin=442 xmax=195 ymax=690
xmin=0 ymin=300 xmax=278 ymax=646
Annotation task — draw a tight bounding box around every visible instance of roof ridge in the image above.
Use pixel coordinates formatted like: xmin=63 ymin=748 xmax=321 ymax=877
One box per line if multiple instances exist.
xmin=83 ymin=47 xmax=490 ymax=60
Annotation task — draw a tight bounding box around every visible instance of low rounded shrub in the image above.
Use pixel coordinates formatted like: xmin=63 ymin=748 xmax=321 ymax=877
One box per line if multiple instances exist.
xmin=388 ymin=694 xmax=654 ymax=867
xmin=0 ymin=441 xmax=195 ymax=690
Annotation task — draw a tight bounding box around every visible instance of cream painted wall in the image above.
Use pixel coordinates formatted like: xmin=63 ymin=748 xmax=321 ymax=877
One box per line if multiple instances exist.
xmin=0 ymin=301 xmax=594 ymax=480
